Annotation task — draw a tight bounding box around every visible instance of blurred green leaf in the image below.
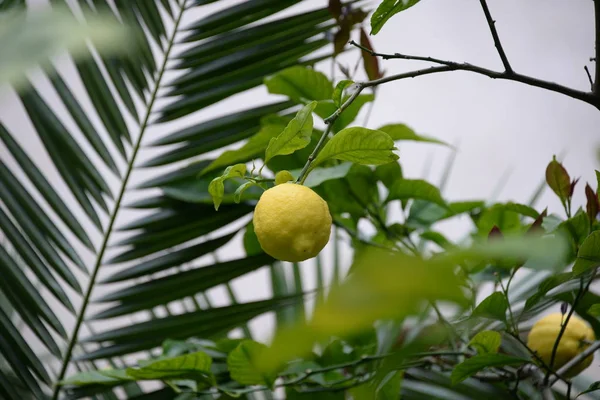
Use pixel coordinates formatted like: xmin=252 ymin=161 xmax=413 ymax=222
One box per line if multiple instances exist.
xmin=577 ymin=381 xmax=600 ymax=397
xmin=476 ymin=204 xmax=522 ymax=237
xmin=208 ymin=164 xmax=247 ymax=210
xmin=228 ymin=340 xmax=278 ymax=387
xmin=234 ymin=181 xmax=257 ymax=203
xmin=451 ymin=354 xmax=527 ymax=385
xmin=0 ymin=6 xmax=130 ymax=89
xmin=60 ymin=369 xmax=132 ymax=386
xmin=126 ymin=351 xmax=213 ymax=383
xmin=378 ymin=124 xmax=447 ymax=146
xmin=310 ymin=127 xmax=398 ymax=173
xmin=257 ymin=249 xmax=467 ymax=373
xmin=468 ymin=331 xmax=501 ymax=354
xmin=265 ymin=101 xmax=316 ymax=163
xmin=472 ymin=292 xmax=507 ymax=321
xmin=573 ymin=231 xmax=600 ymax=275
xmin=265 ymin=66 xmax=333 ymax=102
xmin=588 ymin=304 xmax=600 ymax=317
xmin=244 ymin=221 xmax=263 ymax=256
xmin=370 ymin=0 xmax=421 ymax=35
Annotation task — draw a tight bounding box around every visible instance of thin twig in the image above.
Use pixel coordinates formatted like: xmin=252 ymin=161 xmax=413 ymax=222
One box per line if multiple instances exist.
xmin=544 ymin=275 xmax=589 ymax=384
xmin=585 ymin=65 xmax=594 ymax=90
xmin=594 ymin=0 xmax=600 ymax=93
xmin=296 ymin=124 xmax=333 ymax=184
xmin=349 ymin=41 xmax=597 ymax=108
xmin=479 ymin=0 xmax=512 ymax=72
xmin=547 ymin=340 xmax=600 ymax=386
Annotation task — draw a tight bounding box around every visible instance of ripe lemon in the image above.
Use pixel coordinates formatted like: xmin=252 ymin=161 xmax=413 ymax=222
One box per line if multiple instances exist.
xmin=527 ymin=312 xmax=595 ymax=377
xmin=253 ymin=183 xmax=332 ymax=262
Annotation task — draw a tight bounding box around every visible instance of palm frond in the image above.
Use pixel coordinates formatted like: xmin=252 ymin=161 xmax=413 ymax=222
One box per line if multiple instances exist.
xmin=0 ymin=0 xmax=336 ymax=397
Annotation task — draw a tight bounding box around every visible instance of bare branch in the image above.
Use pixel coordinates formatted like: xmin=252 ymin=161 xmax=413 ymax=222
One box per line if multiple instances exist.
xmin=479 ymin=0 xmax=512 ymax=73
xmin=349 ymin=41 xmax=598 ymax=109
xmin=547 ymin=340 xmax=600 ymax=387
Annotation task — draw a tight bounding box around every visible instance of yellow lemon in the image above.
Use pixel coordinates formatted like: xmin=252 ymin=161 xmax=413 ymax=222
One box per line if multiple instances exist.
xmin=253 ymin=183 xmax=332 ymax=262
xmin=527 ymin=312 xmax=595 ymax=377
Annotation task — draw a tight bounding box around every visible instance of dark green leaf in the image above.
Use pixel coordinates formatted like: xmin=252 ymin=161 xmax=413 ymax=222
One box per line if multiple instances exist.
xmin=577 ymin=381 xmax=600 ymax=397
xmin=375 ymin=161 xmax=402 ymax=189
xmin=127 ymin=351 xmax=213 ymax=382
xmin=243 ymin=221 xmax=263 ymax=256
xmin=60 ymin=369 xmax=133 ymax=386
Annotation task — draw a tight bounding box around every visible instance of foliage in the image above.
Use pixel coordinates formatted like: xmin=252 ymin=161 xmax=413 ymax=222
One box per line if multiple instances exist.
xmin=1 ymin=0 xmax=600 ymax=400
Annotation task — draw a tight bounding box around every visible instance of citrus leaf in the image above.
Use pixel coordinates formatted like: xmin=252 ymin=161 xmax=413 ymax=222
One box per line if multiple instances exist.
xmin=275 ymin=170 xmax=295 ymax=185
xmin=545 ymin=156 xmax=571 ymax=202
xmin=573 ymin=231 xmax=600 ymax=275
xmin=386 ymin=179 xmax=446 ymax=207
xmin=310 ymin=127 xmax=398 ymax=172
xmin=333 ymin=80 xmax=354 ymax=107
xmin=290 ymin=163 xmax=352 ymax=188
xmin=265 ymin=66 xmax=333 ymax=102
xmin=577 ymin=381 xmax=600 ymax=398
xmin=377 ymin=124 xmax=447 ymax=146
xmin=451 ymin=354 xmax=527 ymax=385
xmin=472 ymin=292 xmax=507 ymax=321
xmin=228 ymin=340 xmax=278 ymax=387
xmin=234 ymin=182 xmax=257 ymax=203
xmin=370 ymin=0 xmax=421 ymax=35
xmin=126 ymin=351 xmax=213 ymax=382
xmin=588 ymin=304 xmax=600 ymax=317
xmin=265 ymin=102 xmax=316 ymax=162
xmin=468 ymin=331 xmax=501 ymax=354
xmin=208 ymin=178 xmax=224 ymax=211
xmin=243 ymin=222 xmax=263 ymax=256
xmin=202 ymin=118 xmax=287 ymax=176
xmin=59 ymin=369 xmax=132 ymax=386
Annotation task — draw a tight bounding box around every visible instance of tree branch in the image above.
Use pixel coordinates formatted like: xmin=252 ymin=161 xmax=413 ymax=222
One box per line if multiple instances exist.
xmin=479 ymin=0 xmax=512 ymax=73
xmin=595 ymin=0 xmax=600 ymax=93
xmin=547 ymin=340 xmax=600 ymax=387
xmin=585 ymin=65 xmax=594 ymax=90
xmin=349 ymin=41 xmax=598 ymax=109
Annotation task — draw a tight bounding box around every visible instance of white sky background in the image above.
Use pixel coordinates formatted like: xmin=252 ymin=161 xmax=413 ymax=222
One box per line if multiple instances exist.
xmin=0 ymin=0 xmax=599 ymax=386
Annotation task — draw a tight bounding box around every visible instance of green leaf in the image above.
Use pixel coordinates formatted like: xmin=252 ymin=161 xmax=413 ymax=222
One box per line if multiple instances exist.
xmin=375 ymin=161 xmax=402 ymax=189
xmin=202 ymin=118 xmax=287 ymax=175
xmin=546 ymin=156 xmax=571 ymax=202
xmin=265 ymin=66 xmax=333 ymax=102
xmin=126 ymin=351 xmax=213 ymax=382
xmin=477 ymin=204 xmax=522 ymax=237
xmin=310 ymin=127 xmax=398 ymax=172
xmin=503 ymin=202 xmax=540 ymax=219
xmin=290 ymin=162 xmax=353 ymax=188
xmin=376 ymin=371 xmax=403 ymax=400
xmin=265 ymin=101 xmax=316 ymax=162
xmin=451 ymin=354 xmax=527 ymax=385
xmin=333 ymin=80 xmax=354 ymax=107
xmin=577 ymin=381 xmax=600 ymax=397
xmin=271 ymin=171 xmax=291 ymax=187
xmin=208 ymin=178 xmax=224 ymax=211
xmin=315 ymin=95 xmax=375 ymax=132
xmin=588 ymin=304 xmax=600 ymax=317
xmin=468 ymin=331 xmax=501 ymax=354
xmin=573 ymin=231 xmax=600 ymax=274
xmin=227 ymin=340 xmax=278 ymax=387
xmin=208 ymin=164 xmax=247 ymax=210
xmin=234 ymin=181 xmax=257 ymax=203
xmin=60 ymin=369 xmax=132 ymax=386
xmin=472 ymin=292 xmax=507 ymax=321
xmin=386 ymin=179 xmax=446 ymax=207
xmin=377 ymin=124 xmax=448 ymax=146
xmin=370 ymin=0 xmax=421 ymax=35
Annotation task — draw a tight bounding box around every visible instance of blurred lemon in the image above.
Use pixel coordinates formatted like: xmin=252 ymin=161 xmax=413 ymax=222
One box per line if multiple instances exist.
xmin=527 ymin=312 xmax=595 ymax=377
xmin=253 ymin=183 xmax=331 ymax=262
